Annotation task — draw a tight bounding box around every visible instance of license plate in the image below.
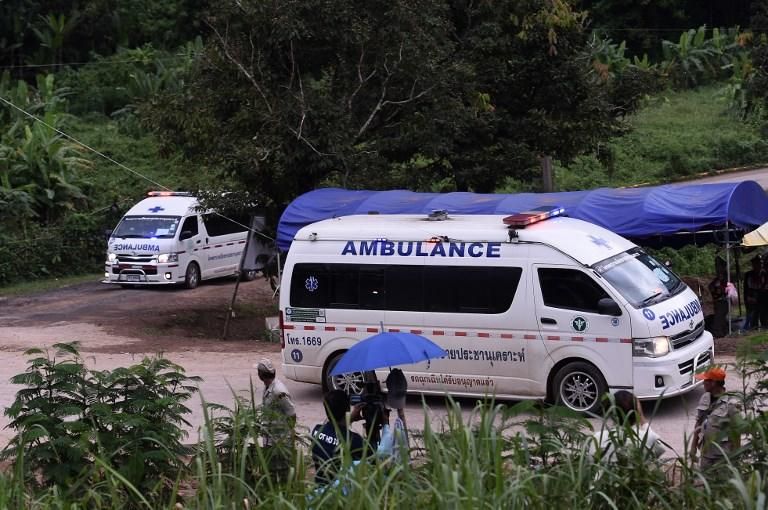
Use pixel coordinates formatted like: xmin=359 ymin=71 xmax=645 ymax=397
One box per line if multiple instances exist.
xmin=125 ymin=274 xmax=141 ymax=282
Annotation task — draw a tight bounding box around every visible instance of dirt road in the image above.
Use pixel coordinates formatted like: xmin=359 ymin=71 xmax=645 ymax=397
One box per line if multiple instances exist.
xmin=0 ymin=278 xmax=729 ymax=458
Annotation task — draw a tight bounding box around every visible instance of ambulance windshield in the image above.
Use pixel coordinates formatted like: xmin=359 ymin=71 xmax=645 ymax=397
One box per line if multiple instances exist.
xmin=113 ymin=216 xmax=180 ymax=239
xmin=593 ymin=247 xmax=685 ymax=308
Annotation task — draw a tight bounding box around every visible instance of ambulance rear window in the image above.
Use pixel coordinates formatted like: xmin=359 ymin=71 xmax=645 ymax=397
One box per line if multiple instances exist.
xmin=290 ymin=263 xmax=522 ymax=314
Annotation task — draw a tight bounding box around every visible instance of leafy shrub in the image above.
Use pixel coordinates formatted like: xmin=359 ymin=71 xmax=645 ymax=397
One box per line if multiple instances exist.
xmin=554 ymin=154 xmax=611 ymax=191
xmin=646 ymin=244 xmax=717 ymax=278
xmin=2 ymin=343 xmax=200 ymax=499
xmin=0 ymin=213 xmax=108 ymax=286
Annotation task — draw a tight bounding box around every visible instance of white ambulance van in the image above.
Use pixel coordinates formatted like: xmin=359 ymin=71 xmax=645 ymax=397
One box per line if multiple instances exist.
xmin=103 ymin=192 xmax=249 ymax=288
xmin=279 ymin=208 xmax=714 ymax=413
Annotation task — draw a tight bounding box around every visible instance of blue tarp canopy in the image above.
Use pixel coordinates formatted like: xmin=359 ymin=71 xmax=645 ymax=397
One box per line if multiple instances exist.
xmin=277 ymin=181 xmax=768 ymax=251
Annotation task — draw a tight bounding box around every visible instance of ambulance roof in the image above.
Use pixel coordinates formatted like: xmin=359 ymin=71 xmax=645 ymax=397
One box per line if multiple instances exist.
xmin=124 ymin=195 xmax=199 ymax=217
xmin=293 ymin=214 xmax=635 ymax=266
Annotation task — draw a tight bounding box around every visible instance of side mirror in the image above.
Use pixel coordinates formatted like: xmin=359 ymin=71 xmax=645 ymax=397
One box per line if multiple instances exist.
xmin=598 ymin=297 xmax=622 ymax=316
xmin=179 ymin=230 xmax=193 ymax=241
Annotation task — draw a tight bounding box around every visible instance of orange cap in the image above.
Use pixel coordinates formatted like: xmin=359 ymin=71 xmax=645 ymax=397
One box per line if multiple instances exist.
xmin=694 ymin=366 xmax=726 ymax=382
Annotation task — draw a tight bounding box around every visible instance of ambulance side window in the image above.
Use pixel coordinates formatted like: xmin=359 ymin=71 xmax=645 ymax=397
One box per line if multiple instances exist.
xmin=385 ymin=266 xmax=423 ymax=311
xmin=538 ymin=268 xmax=609 ymax=314
xmin=201 ymin=213 xmax=247 ymax=236
xmin=290 ymin=265 xmax=330 ymax=308
xmin=179 ymin=216 xmax=198 ymax=240
xmin=359 ymin=268 xmax=386 ymax=309
xmin=289 ymin=263 xmax=521 ymax=313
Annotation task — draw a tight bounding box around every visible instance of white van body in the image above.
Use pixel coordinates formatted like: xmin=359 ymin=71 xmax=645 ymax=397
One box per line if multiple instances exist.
xmin=279 ymin=213 xmax=714 ymax=412
xmin=103 ymin=192 xmax=248 ymax=288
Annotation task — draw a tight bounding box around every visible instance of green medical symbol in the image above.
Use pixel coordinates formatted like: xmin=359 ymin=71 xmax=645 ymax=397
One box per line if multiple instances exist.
xmin=571 ymin=316 xmax=589 ymax=333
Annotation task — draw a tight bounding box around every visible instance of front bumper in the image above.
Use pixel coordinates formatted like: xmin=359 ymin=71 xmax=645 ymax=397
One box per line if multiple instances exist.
xmin=103 ymin=263 xmax=182 ymax=285
xmin=633 ymin=330 xmax=714 ymax=400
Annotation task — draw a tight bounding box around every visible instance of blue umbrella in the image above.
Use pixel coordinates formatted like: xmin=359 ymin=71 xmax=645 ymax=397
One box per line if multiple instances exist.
xmin=329 ymin=332 xmax=447 ymax=376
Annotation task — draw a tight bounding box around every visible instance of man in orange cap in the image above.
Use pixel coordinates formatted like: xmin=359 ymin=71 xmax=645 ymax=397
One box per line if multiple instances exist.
xmin=690 ymin=366 xmax=741 ymax=471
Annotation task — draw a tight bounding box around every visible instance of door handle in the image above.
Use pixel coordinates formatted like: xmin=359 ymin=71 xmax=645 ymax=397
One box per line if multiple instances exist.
xmin=196 ymin=240 xmax=201 ymax=244
xmin=541 ymin=317 xmax=557 ymax=325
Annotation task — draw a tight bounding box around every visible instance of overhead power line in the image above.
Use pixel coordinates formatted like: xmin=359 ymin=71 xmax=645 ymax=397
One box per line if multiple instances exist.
xmin=0 ymin=94 xmax=274 ymax=242
xmin=0 ymin=54 xmax=202 ymax=71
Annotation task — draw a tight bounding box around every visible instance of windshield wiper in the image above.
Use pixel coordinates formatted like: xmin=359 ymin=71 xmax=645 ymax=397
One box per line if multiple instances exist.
xmin=115 ymin=234 xmax=145 ymax=238
xmin=641 ymin=291 xmax=663 ymax=305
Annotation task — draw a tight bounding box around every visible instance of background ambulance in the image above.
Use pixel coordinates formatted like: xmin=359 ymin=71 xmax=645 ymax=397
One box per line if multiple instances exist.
xmin=279 ymin=208 xmax=714 ymax=413
xmin=103 ymin=191 xmax=252 ymax=288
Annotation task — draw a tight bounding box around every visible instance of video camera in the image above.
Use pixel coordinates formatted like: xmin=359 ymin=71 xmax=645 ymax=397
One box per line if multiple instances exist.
xmin=350 ymin=381 xmax=387 ymax=449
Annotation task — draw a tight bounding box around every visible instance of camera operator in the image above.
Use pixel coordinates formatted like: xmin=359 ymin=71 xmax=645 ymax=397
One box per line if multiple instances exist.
xmin=356 ymin=379 xmax=387 ymax=450
xmin=311 ymin=390 xmax=366 ymax=486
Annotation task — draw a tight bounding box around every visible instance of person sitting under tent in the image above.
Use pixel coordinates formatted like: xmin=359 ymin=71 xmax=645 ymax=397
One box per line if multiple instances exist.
xmin=744 ymin=256 xmax=763 ymax=330
xmin=708 ymin=256 xmax=729 ymax=338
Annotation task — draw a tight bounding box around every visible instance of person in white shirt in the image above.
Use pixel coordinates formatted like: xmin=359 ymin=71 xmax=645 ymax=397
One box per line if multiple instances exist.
xmin=589 ymin=390 xmax=665 ymax=462
xmin=378 ymin=368 xmax=409 ymax=461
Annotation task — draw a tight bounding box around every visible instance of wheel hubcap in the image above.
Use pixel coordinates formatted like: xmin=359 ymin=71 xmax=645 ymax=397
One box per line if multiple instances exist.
xmin=560 ymin=371 xmax=598 ymax=411
xmin=331 ymin=372 xmax=365 ymax=394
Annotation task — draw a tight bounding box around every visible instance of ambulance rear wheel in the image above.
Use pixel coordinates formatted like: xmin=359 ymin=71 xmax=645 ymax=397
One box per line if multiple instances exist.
xmin=184 ymin=262 xmax=200 ymax=289
xmin=323 ymin=351 xmax=365 ymax=395
xmin=552 ymin=361 xmax=607 ymax=414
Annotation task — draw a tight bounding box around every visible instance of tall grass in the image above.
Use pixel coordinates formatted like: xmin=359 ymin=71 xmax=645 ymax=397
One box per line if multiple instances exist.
xmin=2 ymin=337 xmax=768 ymax=508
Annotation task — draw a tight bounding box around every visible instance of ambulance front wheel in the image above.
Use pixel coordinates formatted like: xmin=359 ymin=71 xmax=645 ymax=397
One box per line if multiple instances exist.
xmin=323 ymin=351 xmax=366 ymax=395
xmin=184 ymin=262 xmax=200 ymax=289
xmin=552 ymin=361 xmax=607 ymax=414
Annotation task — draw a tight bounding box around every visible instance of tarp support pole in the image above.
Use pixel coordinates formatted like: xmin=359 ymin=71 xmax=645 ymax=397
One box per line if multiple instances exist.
xmin=726 ymin=223 xmax=732 ymax=336
xmin=735 ymin=247 xmax=743 ymax=325
xmin=223 ymin=227 xmax=252 ymax=340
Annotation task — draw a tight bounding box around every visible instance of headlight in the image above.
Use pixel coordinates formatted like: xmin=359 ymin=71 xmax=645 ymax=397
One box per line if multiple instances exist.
xmin=157 ymin=253 xmax=178 ymax=263
xmin=107 ymin=253 xmax=117 ymax=263
xmin=633 ymin=337 xmax=670 ymax=358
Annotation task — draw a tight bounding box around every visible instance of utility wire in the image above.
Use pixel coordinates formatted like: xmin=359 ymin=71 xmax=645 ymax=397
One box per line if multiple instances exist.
xmin=0 ymin=94 xmax=275 ymax=242
xmin=0 ymin=54 xmax=203 ymax=71
xmin=0 ymin=94 xmax=169 ymax=190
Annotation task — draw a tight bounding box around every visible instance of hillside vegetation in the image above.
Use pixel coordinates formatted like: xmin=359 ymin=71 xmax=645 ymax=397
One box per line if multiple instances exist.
xmin=556 ymin=86 xmax=768 ymax=190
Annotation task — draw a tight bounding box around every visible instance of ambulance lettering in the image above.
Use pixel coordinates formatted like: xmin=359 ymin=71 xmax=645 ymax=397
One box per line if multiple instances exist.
xmin=112 ymin=242 xmax=161 ymax=252
xmin=658 ymin=299 xmax=702 ymax=330
xmin=341 ymin=240 xmax=502 ymax=258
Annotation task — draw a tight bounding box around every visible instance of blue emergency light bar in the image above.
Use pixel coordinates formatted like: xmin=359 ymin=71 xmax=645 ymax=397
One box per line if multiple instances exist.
xmin=503 ymin=206 xmax=565 ymax=228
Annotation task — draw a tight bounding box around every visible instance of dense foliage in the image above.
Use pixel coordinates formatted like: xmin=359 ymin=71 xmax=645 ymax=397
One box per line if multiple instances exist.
xmin=147 ymin=0 xmax=633 ymax=212
xmin=579 ymin=0 xmax=753 ymax=58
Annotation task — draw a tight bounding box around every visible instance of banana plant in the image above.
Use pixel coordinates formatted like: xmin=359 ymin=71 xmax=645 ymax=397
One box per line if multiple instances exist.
xmin=0 ymin=74 xmax=91 ymax=226
xmin=31 ymin=13 xmax=80 ymax=67
xmin=661 ymin=25 xmax=744 ymax=88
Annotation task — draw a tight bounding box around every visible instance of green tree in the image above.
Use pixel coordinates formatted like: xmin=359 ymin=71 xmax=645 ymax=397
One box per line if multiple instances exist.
xmin=444 ymin=0 xmax=622 ymax=191
xmin=146 ymin=0 xmax=461 ymax=210
xmin=147 ymin=0 xmax=624 ymax=212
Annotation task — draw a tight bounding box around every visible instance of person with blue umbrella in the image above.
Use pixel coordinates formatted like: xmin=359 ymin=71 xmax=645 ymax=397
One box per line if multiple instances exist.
xmin=328 ymin=330 xmax=445 ymax=451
